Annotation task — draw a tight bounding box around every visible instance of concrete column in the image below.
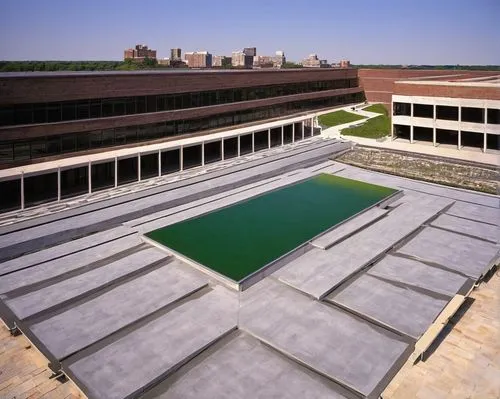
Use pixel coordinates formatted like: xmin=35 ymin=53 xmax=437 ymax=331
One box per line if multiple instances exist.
xmin=137 ymin=154 xmax=141 ymax=182
xmin=484 ymin=108 xmax=488 ymax=153
xmin=251 ymin=132 xmax=254 ymax=153
xmin=458 ymin=106 xmax=462 ymax=150
xmin=114 ymin=157 xmax=118 ymax=187
xmin=221 ymin=139 xmax=225 ymax=161
xmin=433 ymin=104 xmax=436 ymax=120
xmin=20 ymin=172 xmax=24 ymax=210
xmin=410 ymin=125 xmax=414 ymax=144
xmin=201 ymin=142 xmax=205 ymax=166
xmin=268 ymin=129 xmax=271 ymax=149
xmin=458 ymin=131 xmax=461 ymax=150
xmin=158 ymin=150 xmax=162 ymax=176
xmin=292 ymin=123 xmax=295 ymax=143
xmin=57 ymin=167 xmax=61 ymax=201
xmin=238 ymin=136 xmax=241 ymax=157
xmin=302 ymin=121 xmax=305 ymax=140
xmin=180 ymin=146 xmax=184 ymax=171
xmin=281 ymin=125 xmax=284 ymax=146
xmin=310 ymin=117 xmax=314 ymax=136
xmin=88 ymin=161 xmax=92 ymax=193
xmin=433 ymin=127 xmax=437 ymax=147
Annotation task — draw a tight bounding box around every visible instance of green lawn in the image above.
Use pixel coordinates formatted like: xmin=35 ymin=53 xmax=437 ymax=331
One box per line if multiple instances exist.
xmin=318 ymin=110 xmax=366 ymax=127
xmin=341 ymin=115 xmax=390 ymax=139
xmin=362 ymin=103 xmax=389 ymax=116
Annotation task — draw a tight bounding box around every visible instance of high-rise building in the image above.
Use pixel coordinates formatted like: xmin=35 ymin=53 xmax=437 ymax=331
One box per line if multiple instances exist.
xmin=232 ymin=51 xmax=253 ymax=68
xmin=184 ymin=51 xmax=212 ymax=68
xmin=243 ymin=47 xmax=257 ymax=57
xmin=213 ymin=55 xmax=231 ymax=68
xmin=273 ymin=51 xmax=286 ymax=68
xmin=171 ymin=48 xmax=182 ymax=61
xmin=124 ymin=44 xmax=157 ymax=61
xmin=301 ymin=54 xmax=329 ymax=68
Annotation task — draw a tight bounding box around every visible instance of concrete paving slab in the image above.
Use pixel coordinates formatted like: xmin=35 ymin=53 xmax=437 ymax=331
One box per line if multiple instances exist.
xmin=445 ymin=202 xmax=500 ymax=226
xmin=312 ymin=207 xmax=389 ymax=249
xmin=30 ymin=263 xmax=209 ymax=360
xmin=5 ymin=248 xmax=168 ymax=320
xmin=398 ymin=227 xmax=500 ymax=280
xmin=368 ymin=255 xmax=470 ymax=297
xmin=145 ymin=332 xmax=348 ymax=399
xmin=67 ymin=286 xmax=237 ymax=399
xmin=431 ymin=214 xmax=499 ymax=243
xmin=0 ymin=234 xmax=142 ymax=294
xmin=278 ymin=198 xmax=452 ymax=299
xmin=239 ymin=279 xmax=410 ymax=398
xmin=0 ymin=226 xmax=134 ymax=276
xmin=327 ymin=275 xmax=449 ymax=339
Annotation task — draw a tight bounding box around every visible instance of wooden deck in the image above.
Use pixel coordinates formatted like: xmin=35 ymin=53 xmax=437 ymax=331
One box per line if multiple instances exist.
xmin=0 ymin=326 xmax=82 ymax=399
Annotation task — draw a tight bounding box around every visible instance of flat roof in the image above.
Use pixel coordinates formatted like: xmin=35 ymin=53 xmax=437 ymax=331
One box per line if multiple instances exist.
xmin=0 ymin=68 xmax=352 ymax=79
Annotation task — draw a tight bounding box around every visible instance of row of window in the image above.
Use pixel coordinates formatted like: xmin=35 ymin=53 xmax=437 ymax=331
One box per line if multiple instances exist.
xmin=393 ymin=103 xmax=500 ymax=124
xmin=0 ymin=79 xmax=358 ymax=127
xmin=0 ymin=92 xmax=365 ymax=163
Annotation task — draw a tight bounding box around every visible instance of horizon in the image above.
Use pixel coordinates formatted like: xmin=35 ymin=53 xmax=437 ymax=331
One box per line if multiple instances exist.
xmin=1 ymin=0 xmax=499 ymax=64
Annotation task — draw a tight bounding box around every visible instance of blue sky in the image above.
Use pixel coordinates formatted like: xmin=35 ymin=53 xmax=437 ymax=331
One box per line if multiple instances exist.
xmin=1 ymin=0 xmax=499 ymax=64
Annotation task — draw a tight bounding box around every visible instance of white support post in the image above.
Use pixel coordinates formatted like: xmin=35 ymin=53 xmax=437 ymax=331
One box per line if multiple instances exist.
xmin=252 ymin=132 xmax=255 ymax=153
xmin=433 ymin=127 xmax=437 ymax=147
xmin=410 ymin=125 xmax=414 ymax=144
xmin=138 ymin=154 xmax=141 ymax=181
xmin=114 ymin=157 xmax=118 ymax=187
xmin=158 ymin=150 xmax=162 ymax=176
xmin=57 ymin=167 xmax=61 ymax=202
xmin=310 ymin=117 xmax=314 ymax=136
xmin=201 ymin=143 xmax=205 ymax=166
xmin=268 ymin=129 xmax=271 ymax=149
xmin=484 ymin=108 xmax=488 ymax=153
xmin=221 ymin=139 xmax=225 ymax=161
xmin=20 ymin=172 xmax=24 ymax=210
xmin=458 ymin=106 xmax=462 ymax=150
xmin=238 ymin=135 xmax=241 ymax=157
xmin=88 ymin=161 xmax=92 ymax=193
xmin=292 ymin=123 xmax=295 ymax=143
xmin=180 ymin=147 xmax=184 ymax=171
xmin=302 ymin=121 xmax=305 ymax=140
xmin=281 ymin=125 xmax=284 ymax=146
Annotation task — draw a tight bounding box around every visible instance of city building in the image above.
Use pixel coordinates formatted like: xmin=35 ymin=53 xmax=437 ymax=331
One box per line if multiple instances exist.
xmin=0 ymin=68 xmax=363 ymax=211
xmin=184 ymin=51 xmax=212 ymax=68
xmin=274 ymin=50 xmax=286 ymax=68
xmin=301 ymin=54 xmax=329 ymax=68
xmin=253 ymin=56 xmax=274 ymax=69
xmin=123 ymin=44 xmax=157 ymax=61
xmin=157 ymin=58 xmax=171 ymax=66
xmin=391 ymin=76 xmax=500 ymax=152
xmin=171 ymin=48 xmax=182 ymax=61
xmin=243 ymin=47 xmax=257 ymax=57
xmin=231 ymin=51 xmax=253 ymax=68
xmin=339 ymin=60 xmax=351 ymax=68
xmin=212 ymin=55 xmax=231 ymax=68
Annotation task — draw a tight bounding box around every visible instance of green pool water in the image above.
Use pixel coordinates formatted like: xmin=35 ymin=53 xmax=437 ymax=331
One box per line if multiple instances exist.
xmin=146 ymin=174 xmax=396 ymax=282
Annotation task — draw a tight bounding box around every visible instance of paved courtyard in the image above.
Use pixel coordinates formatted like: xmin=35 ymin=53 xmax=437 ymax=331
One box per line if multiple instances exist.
xmin=0 ymin=140 xmax=498 ymax=399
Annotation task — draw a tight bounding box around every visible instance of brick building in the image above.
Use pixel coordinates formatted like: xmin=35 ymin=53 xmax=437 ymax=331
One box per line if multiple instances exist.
xmin=123 ymin=44 xmax=157 ymax=61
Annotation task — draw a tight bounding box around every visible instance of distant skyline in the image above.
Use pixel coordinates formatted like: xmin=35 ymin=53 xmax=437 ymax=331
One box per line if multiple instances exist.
xmin=1 ymin=0 xmax=499 ymax=64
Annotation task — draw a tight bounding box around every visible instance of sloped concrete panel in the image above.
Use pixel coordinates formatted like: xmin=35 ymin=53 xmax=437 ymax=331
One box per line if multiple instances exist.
xmin=145 ymin=333 xmax=348 ymax=399
xmin=398 ymin=227 xmax=499 ymax=279
xmin=328 ymin=275 xmax=449 ymax=339
xmin=431 ymin=214 xmax=499 ymax=243
xmin=239 ymin=279 xmax=410 ymax=398
xmin=368 ymin=255 xmax=470 ymax=297
xmin=31 ymin=264 xmax=208 ymax=360
xmin=445 ymin=201 xmax=499 ymax=225
xmin=68 ymin=286 xmax=237 ymax=399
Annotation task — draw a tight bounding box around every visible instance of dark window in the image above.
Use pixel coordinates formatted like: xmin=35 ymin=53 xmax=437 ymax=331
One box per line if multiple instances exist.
xmin=140 ymin=153 xmax=158 ymax=179
xmin=393 ymin=103 xmax=411 ymax=116
xmin=487 ymin=108 xmax=500 ymax=124
xmin=413 ymin=104 xmax=433 ymax=118
xmin=0 ymin=142 xmax=13 ymax=162
xmin=24 ymin=172 xmax=58 ymax=207
xmin=62 ymin=102 xmax=76 ymax=121
xmin=14 ymin=142 xmax=30 ymax=160
xmin=436 ymin=106 xmax=458 ymax=121
xmin=0 ymin=179 xmax=21 ymax=212
xmin=461 ymin=107 xmax=484 ymax=123
xmin=117 ymin=157 xmax=138 ymax=185
xmin=161 ymin=149 xmax=180 ymax=174
xmin=91 ymin=161 xmax=115 ymax=191
xmin=61 ymin=135 xmax=76 ymax=153
xmin=61 ymin=166 xmax=88 ymax=199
